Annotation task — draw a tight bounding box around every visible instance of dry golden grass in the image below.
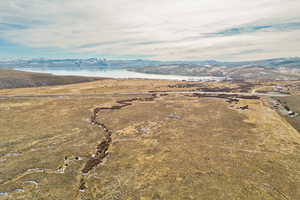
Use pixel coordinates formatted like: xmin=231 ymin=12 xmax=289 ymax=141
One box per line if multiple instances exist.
xmin=0 ymin=78 xmax=241 ymax=96
xmin=0 ymin=79 xmax=300 ymax=200
xmin=84 ymin=95 xmax=300 ymax=200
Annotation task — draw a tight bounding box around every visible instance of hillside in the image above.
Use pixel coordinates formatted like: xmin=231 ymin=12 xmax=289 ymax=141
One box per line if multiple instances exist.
xmin=1 ymin=57 xmax=300 ymax=70
xmin=1 ymin=57 xmax=300 ymax=81
xmin=129 ymin=65 xmax=300 ymax=80
xmin=0 ymin=69 xmax=103 ymax=89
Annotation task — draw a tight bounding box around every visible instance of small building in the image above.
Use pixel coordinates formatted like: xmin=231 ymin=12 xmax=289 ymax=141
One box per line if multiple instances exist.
xmin=288 ymin=111 xmax=294 ymax=115
xmin=239 ymin=105 xmax=249 ymax=110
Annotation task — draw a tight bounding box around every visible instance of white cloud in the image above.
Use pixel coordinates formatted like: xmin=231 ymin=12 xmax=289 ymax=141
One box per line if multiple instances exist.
xmin=1 ymin=0 xmax=300 ymax=60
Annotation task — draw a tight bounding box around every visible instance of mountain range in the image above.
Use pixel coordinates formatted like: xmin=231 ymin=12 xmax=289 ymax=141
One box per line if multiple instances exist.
xmin=0 ymin=57 xmax=300 ymax=80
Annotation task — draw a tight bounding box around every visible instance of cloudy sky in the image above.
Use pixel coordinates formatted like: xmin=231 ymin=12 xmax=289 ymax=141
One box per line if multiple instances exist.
xmin=0 ymin=0 xmax=300 ymax=61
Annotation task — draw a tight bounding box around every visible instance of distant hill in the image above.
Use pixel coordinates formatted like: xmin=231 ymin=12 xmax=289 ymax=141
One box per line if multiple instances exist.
xmin=0 ymin=69 xmax=103 ymax=89
xmin=1 ymin=57 xmax=300 ymax=80
xmin=128 ymin=65 xmax=300 ymax=80
xmin=1 ymin=57 xmax=300 ymax=69
xmin=126 ymin=57 xmax=300 ymax=80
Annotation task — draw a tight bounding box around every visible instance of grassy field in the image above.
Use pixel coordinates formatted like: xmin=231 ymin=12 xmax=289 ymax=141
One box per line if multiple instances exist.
xmin=0 ymin=79 xmax=300 ymax=200
xmin=0 ymin=75 xmax=243 ymax=96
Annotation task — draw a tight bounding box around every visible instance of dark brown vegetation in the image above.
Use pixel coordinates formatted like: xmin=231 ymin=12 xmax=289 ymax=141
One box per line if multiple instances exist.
xmin=78 ymin=95 xmax=159 ymax=194
xmin=168 ymin=83 xmax=206 ymax=88
xmin=82 ymin=95 xmax=158 ymax=174
xmin=168 ymin=81 xmax=256 ymax=93
xmin=191 ymin=93 xmax=260 ymax=100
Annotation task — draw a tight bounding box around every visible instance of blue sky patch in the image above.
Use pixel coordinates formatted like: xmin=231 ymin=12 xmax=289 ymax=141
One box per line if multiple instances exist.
xmin=0 ymin=23 xmax=29 ymax=31
xmin=0 ymin=38 xmax=152 ymax=59
xmin=212 ymin=22 xmax=300 ymax=36
xmin=78 ymin=41 xmax=127 ymax=49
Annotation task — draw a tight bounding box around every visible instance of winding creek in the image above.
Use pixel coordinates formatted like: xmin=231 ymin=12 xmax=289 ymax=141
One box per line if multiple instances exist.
xmin=78 ymin=94 xmax=159 ymax=193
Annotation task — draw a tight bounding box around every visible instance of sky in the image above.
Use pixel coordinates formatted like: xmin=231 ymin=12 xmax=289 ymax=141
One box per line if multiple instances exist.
xmin=0 ymin=0 xmax=300 ymax=61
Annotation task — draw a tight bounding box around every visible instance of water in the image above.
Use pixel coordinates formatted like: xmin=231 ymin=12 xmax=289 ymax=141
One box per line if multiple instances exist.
xmin=15 ymin=68 xmax=224 ymax=81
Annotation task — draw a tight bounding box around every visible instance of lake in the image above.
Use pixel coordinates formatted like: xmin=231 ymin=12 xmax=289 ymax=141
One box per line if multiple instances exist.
xmin=15 ymin=68 xmax=225 ymax=81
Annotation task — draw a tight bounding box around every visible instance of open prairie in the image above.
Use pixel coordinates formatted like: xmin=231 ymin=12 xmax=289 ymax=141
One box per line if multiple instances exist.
xmin=1 ymin=79 xmax=300 ymax=200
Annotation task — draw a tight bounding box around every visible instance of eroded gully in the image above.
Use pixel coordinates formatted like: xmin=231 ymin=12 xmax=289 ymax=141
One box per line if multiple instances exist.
xmin=78 ymin=94 xmax=158 ymax=194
